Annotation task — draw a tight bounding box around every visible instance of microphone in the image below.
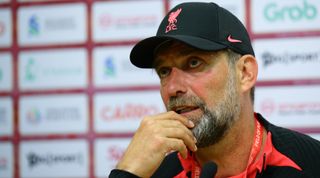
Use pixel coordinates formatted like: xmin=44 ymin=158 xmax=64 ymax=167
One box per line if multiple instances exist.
xmin=200 ymin=161 xmax=218 ymax=178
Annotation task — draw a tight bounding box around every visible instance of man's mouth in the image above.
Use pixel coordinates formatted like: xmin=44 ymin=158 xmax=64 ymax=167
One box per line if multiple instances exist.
xmin=173 ymin=106 xmax=200 ymax=114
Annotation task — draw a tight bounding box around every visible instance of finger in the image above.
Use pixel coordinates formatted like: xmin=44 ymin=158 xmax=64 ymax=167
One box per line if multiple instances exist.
xmin=166 ymin=138 xmax=188 ymax=159
xmin=153 ymin=119 xmax=196 ymax=143
xmin=152 ymin=111 xmax=195 ymax=128
xmin=163 ymin=127 xmax=197 ymax=152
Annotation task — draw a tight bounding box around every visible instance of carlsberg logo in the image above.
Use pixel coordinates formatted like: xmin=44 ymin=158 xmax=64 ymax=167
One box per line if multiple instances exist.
xmin=264 ymin=0 xmax=317 ymax=22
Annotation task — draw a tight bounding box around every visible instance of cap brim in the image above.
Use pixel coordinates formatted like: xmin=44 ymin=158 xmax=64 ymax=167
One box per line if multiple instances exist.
xmin=130 ymin=35 xmax=227 ymax=68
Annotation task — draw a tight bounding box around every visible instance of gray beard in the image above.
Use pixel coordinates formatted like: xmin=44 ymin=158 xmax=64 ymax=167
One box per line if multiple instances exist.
xmin=167 ymin=70 xmax=240 ymax=148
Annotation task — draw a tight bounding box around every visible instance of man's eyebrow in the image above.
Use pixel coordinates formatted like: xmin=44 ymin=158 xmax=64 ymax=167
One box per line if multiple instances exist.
xmin=152 ymin=48 xmax=198 ymax=69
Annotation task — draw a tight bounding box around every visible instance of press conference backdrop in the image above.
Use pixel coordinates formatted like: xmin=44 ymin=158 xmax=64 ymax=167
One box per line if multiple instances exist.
xmin=0 ymin=0 xmax=319 ymax=177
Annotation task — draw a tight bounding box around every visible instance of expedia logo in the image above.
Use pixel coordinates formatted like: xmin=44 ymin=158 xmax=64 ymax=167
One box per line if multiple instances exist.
xmin=27 ymin=152 xmax=83 ymax=168
xmin=264 ymin=0 xmax=318 ymax=22
xmin=261 ymin=50 xmax=320 ymax=68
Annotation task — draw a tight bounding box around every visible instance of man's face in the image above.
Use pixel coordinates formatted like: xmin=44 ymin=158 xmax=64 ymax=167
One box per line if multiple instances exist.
xmin=154 ymin=42 xmax=241 ymax=148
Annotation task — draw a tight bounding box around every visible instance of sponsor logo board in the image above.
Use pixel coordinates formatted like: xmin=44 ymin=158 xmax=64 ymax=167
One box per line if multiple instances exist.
xmin=0 ymin=8 xmax=12 ymax=47
xmin=94 ymin=138 xmax=131 ymax=177
xmin=309 ymin=134 xmax=320 ymax=141
xmin=19 ymin=94 xmax=88 ymax=135
xmin=0 ymin=53 xmax=13 ymax=91
xmin=20 ymin=140 xmax=88 ymax=178
xmin=252 ymin=0 xmax=320 ymax=33
xmin=254 ymin=37 xmax=320 ymax=81
xmin=18 ymin=3 xmax=87 ymax=46
xmin=0 ymin=142 xmax=13 ymax=178
xmin=19 ymin=49 xmax=87 ymax=90
xmin=92 ymin=1 xmax=163 ymax=42
xmin=170 ymin=0 xmax=246 ymax=23
xmin=94 ymin=91 xmax=165 ymax=133
xmin=93 ymin=46 xmax=159 ymax=87
xmin=255 ymin=85 xmax=320 ymax=128
xmin=0 ymin=0 xmax=10 ymax=4
xmin=0 ymin=97 xmax=13 ymax=136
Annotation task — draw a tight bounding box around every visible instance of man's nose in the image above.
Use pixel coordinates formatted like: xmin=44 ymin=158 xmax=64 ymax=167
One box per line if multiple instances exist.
xmin=164 ymin=67 xmax=187 ymax=97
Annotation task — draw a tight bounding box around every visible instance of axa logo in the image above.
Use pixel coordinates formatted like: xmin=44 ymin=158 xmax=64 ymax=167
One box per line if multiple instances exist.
xmin=166 ymin=8 xmax=182 ymax=33
xmin=28 ymin=15 xmax=40 ymax=36
xmin=264 ymin=0 xmax=318 ymax=22
xmin=104 ymin=56 xmax=116 ymax=77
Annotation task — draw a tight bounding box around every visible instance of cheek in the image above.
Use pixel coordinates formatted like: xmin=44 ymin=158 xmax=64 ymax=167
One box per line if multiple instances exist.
xmin=190 ymin=72 xmax=228 ymax=106
xmin=160 ymin=87 xmax=169 ymax=107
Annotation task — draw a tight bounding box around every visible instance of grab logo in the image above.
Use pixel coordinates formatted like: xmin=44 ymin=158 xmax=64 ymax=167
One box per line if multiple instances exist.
xmin=264 ymin=0 xmax=317 ymax=22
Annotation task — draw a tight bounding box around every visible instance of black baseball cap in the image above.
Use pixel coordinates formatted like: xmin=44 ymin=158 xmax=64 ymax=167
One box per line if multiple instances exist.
xmin=130 ymin=2 xmax=254 ymax=68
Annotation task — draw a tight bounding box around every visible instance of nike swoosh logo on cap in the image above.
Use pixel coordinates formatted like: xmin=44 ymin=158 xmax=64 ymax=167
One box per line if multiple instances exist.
xmin=227 ymin=35 xmax=242 ymax=43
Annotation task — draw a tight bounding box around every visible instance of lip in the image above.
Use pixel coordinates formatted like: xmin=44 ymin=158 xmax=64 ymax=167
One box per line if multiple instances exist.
xmin=173 ymin=106 xmax=200 ymax=115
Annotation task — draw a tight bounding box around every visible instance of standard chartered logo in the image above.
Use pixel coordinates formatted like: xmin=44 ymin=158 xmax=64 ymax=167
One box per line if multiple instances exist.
xmin=264 ymin=0 xmax=317 ymax=22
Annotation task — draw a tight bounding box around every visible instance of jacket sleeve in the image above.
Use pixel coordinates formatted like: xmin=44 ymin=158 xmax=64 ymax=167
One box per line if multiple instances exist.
xmin=108 ymin=169 xmax=141 ymax=178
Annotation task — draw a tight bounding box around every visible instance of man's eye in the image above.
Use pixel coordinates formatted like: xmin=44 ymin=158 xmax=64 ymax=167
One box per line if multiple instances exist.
xmin=157 ymin=67 xmax=171 ymax=78
xmin=188 ymin=58 xmax=202 ymax=68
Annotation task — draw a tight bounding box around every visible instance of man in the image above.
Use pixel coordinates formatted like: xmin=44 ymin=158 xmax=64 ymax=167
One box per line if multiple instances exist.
xmin=109 ymin=2 xmax=320 ymax=178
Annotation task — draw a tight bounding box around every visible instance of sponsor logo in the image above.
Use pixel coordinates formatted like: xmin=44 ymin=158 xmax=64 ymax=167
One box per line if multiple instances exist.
xmin=24 ymin=58 xmax=82 ymax=81
xmin=104 ymin=56 xmax=116 ymax=77
xmin=25 ymin=58 xmax=37 ymax=81
xmin=260 ymin=99 xmax=320 ymax=116
xmin=26 ymin=108 xmax=42 ymax=124
xmin=260 ymin=99 xmax=276 ymax=117
xmin=0 ymin=157 xmax=7 ymax=170
xmin=166 ymin=8 xmax=182 ymax=33
xmin=27 ymin=152 xmax=83 ymax=168
xmin=99 ymin=14 xmax=157 ymax=29
xmin=28 ymin=15 xmax=40 ymax=37
xmin=227 ymin=35 xmax=242 ymax=43
xmin=44 ymin=17 xmax=75 ymax=31
xmin=0 ymin=108 xmax=6 ymax=124
xmin=264 ymin=0 xmax=318 ymax=22
xmin=107 ymin=145 xmax=125 ymax=162
xmin=0 ymin=21 xmax=5 ymax=36
xmin=27 ymin=15 xmax=77 ymax=37
xmin=0 ymin=68 xmax=3 ymax=81
xmin=26 ymin=107 xmax=80 ymax=124
xmin=100 ymin=104 xmax=159 ymax=120
xmin=261 ymin=50 xmax=320 ymax=68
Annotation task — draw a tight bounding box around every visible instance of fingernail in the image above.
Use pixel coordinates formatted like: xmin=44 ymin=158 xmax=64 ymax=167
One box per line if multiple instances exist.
xmin=189 ymin=120 xmax=194 ymax=127
xmin=194 ymin=145 xmax=197 ymax=151
xmin=194 ymin=137 xmax=197 ymax=143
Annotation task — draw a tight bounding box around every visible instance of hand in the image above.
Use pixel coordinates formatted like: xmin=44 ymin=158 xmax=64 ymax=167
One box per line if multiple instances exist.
xmin=116 ymin=111 xmax=197 ymax=177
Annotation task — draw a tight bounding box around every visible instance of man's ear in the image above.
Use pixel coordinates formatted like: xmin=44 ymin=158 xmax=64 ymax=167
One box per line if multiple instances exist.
xmin=236 ymin=55 xmax=258 ymax=93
